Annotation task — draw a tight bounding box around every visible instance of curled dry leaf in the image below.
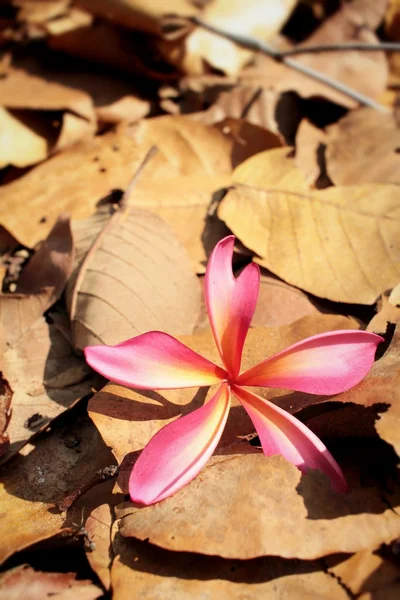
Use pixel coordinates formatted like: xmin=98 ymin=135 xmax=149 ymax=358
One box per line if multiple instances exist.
xmin=252 ymin=270 xmax=321 ymax=328
xmin=0 ymin=116 xmax=232 ymax=267
xmin=326 ymin=549 xmax=400 ymax=597
xmin=0 ymin=107 xmax=51 ymax=168
xmin=0 ymin=214 xmax=74 ymax=349
xmin=117 ymin=444 xmax=400 ymax=560
xmin=241 ymin=0 xmax=388 ymax=108
xmin=326 ymin=108 xmax=400 ymax=186
xmin=0 ymin=376 xmax=12 ymax=458
xmin=367 ymin=290 xmax=400 ymax=335
xmin=0 ymin=564 xmax=102 ymax=600
xmin=294 ymin=120 xmax=328 ymax=188
xmin=106 ymin=520 xmax=349 ymax=599
xmin=0 ymin=413 xmax=114 ymax=564
xmin=88 ymin=313 xmax=359 ymax=467
xmin=66 ymin=206 xmax=200 ymax=349
xmin=1 ymin=315 xmax=102 ymax=462
xmin=85 ymin=504 xmax=114 ymax=591
xmin=76 ymin=0 xmax=198 ymax=35
xmin=174 ymin=0 xmax=296 ymax=76
xmin=218 ymin=149 xmax=400 ymax=304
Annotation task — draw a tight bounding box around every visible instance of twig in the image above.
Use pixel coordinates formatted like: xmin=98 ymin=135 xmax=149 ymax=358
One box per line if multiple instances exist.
xmin=190 ymin=16 xmax=389 ymax=113
xmin=281 ymin=42 xmax=400 ymax=57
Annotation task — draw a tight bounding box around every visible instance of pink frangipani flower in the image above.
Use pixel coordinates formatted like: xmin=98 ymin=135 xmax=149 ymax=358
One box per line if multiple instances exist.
xmin=85 ymin=236 xmax=382 ymax=506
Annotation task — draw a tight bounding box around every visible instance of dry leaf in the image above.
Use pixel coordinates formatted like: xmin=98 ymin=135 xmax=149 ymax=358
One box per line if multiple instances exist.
xmin=1 ymin=314 xmax=102 ymax=462
xmin=85 ymin=504 xmax=113 ymax=591
xmin=294 ymin=119 xmax=328 ymax=187
xmin=359 ymin=582 xmax=400 ymax=600
xmin=0 ymin=67 xmax=94 ymax=121
xmin=108 ymin=523 xmax=349 ymax=599
xmin=326 ymin=108 xmax=400 ymax=185
xmin=367 ymin=291 xmax=400 ymax=335
xmin=66 ymin=206 xmax=200 ymax=349
xmin=252 ymin=270 xmax=321 ymax=327
xmin=241 ymin=0 xmax=388 ymax=108
xmin=76 ymin=0 xmax=198 ymax=35
xmin=0 ymin=116 xmax=233 ymax=263
xmin=218 ymin=149 xmax=400 ymax=304
xmin=0 ymin=377 xmax=12 ymax=458
xmin=0 ymin=412 xmax=114 ymax=563
xmin=177 ymin=0 xmax=297 ymax=76
xmin=117 ymin=445 xmax=400 ymax=559
xmin=13 ymin=1 xmax=70 ymax=25
xmin=0 ymin=107 xmax=51 ymax=168
xmin=0 ymin=564 xmax=102 ymax=600
xmin=326 ymin=549 xmax=400 ymax=597
xmin=385 ymin=0 xmax=400 ymax=40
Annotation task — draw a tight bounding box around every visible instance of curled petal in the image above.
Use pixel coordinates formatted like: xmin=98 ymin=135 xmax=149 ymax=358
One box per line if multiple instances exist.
xmin=236 ymin=330 xmax=383 ymax=394
xmin=85 ymin=331 xmax=227 ymax=390
xmin=205 ymin=235 xmax=260 ymax=379
xmin=232 ymin=385 xmax=346 ymax=492
xmin=130 ymin=383 xmax=231 ymax=505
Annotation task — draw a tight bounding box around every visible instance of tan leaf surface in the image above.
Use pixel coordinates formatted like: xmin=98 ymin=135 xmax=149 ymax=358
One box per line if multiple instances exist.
xmin=294 ymin=120 xmax=328 ymax=187
xmin=66 ymin=206 xmax=200 ymax=349
xmin=326 ymin=549 xmax=400 ymax=597
xmin=1 ymin=315 xmax=102 ymax=461
xmin=178 ymin=0 xmax=297 ymax=76
xmin=0 ymin=67 xmax=94 ymax=121
xmin=0 ymin=116 xmax=233 ymax=263
xmin=0 ymin=564 xmax=102 ymax=600
xmin=118 ymin=446 xmax=400 ymax=559
xmin=0 ymin=377 xmax=12 ymax=458
xmin=76 ymin=0 xmax=198 ymax=35
xmin=326 ymin=108 xmax=400 ymax=186
xmin=88 ymin=313 xmax=359 ymax=465
xmin=252 ymin=270 xmax=321 ymax=327
xmin=367 ymin=291 xmax=400 ymax=335
xmin=241 ymin=0 xmax=388 ymax=108
xmin=0 ymin=107 xmax=51 ymax=168
xmin=218 ymin=150 xmax=400 ymax=303
xmin=13 ymin=1 xmax=70 ymax=25
xmin=109 ymin=526 xmax=349 ymax=600
xmin=85 ymin=504 xmax=113 ymax=591
xmin=0 ymin=413 xmax=114 ymax=564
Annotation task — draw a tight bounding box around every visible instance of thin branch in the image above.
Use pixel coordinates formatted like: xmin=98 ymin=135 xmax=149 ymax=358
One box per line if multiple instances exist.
xmin=281 ymin=42 xmax=400 ymax=57
xmin=189 ymin=16 xmax=389 ymax=113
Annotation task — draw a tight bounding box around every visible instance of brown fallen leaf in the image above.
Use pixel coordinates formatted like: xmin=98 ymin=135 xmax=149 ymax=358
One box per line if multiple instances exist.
xmin=173 ymin=0 xmax=296 ymax=76
xmin=218 ymin=149 xmax=400 ymax=304
xmin=13 ymin=0 xmax=70 ymax=25
xmin=326 ymin=108 xmax=400 ymax=186
xmin=0 ymin=564 xmax=102 ymax=600
xmin=326 ymin=548 xmax=400 ymax=597
xmin=0 ymin=214 xmax=74 ymax=349
xmin=76 ymin=0 xmax=198 ymax=35
xmin=1 ymin=313 xmax=102 ymax=462
xmin=0 ymin=411 xmax=114 ymax=564
xmin=117 ymin=442 xmax=400 ymax=560
xmin=66 ymin=205 xmax=200 ymax=349
xmin=241 ymin=0 xmax=388 ymax=108
xmin=104 ymin=519 xmax=349 ymax=599
xmin=0 ymin=376 xmax=12 ymax=458
xmin=0 ymin=116 xmax=233 ymax=265
xmin=0 ymin=107 xmax=53 ymax=168
xmin=85 ymin=503 xmax=113 ymax=591
xmin=252 ymin=270 xmax=322 ymax=328
xmin=0 ymin=67 xmax=94 ymax=121
xmin=359 ymin=582 xmax=400 ymax=600
xmin=367 ymin=291 xmax=400 ymax=335
xmin=294 ymin=119 xmax=329 ymax=188
xmin=88 ymin=313 xmax=359 ymax=470
xmin=385 ymin=0 xmax=400 ymax=40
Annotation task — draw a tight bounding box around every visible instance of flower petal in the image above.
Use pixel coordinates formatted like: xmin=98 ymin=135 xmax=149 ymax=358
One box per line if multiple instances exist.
xmin=232 ymin=385 xmax=347 ymax=492
xmin=205 ymin=235 xmax=260 ymax=378
xmin=85 ymin=331 xmax=227 ymax=389
xmin=236 ymin=330 xmax=383 ymax=394
xmin=130 ymin=383 xmax=231 ymax=505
